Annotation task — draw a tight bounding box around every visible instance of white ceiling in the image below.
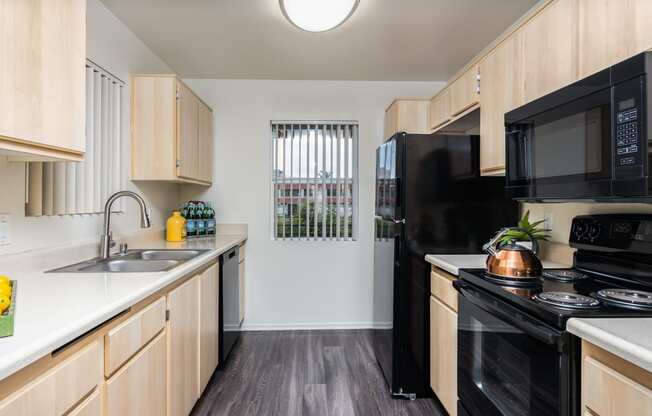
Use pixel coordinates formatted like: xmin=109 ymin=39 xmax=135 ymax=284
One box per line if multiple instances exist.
xmin=100 ymin=0 xmax=538 ymax=81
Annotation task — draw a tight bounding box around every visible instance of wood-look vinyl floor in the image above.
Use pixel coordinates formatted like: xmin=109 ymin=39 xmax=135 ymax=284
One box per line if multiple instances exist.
xmin=192 ymin=330 xmax=444 ymax=416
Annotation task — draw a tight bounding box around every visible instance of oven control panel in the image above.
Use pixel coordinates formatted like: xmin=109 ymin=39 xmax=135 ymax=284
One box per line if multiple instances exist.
xmin=570 ymin=215 xmax=652 ymax=253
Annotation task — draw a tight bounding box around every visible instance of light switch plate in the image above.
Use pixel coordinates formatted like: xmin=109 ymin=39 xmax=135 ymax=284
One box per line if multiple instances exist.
xmin=0 ymin=215 xmax=11 ymax=246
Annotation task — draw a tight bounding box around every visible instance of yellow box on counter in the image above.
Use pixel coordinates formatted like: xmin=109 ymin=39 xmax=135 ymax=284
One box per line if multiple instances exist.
xmin=0 ymin=281 xmax=16 ymax=337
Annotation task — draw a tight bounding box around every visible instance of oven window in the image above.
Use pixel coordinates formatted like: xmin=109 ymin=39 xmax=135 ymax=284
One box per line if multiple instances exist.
xmin=458 ymin=297 xmax=560 ymax=416
xmin=507 ymin=88 xmax=612 ymax=185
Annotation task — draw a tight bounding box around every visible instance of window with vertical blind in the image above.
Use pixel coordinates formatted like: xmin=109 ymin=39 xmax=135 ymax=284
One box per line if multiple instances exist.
xmin=271 ymin=121 xmax=359 ymax=241
xmin=25 ymin=60 xmax=124 ymax=216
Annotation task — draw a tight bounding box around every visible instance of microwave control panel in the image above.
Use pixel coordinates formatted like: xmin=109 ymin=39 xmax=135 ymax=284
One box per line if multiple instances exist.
xmin=613 ymin=75 xmax=645 ymax=173
xmin=615 ymin=106 xmax=641 ymax=166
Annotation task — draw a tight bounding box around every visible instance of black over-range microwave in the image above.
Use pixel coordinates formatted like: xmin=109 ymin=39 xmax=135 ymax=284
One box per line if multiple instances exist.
xmin=505 ymin=51 xmax=651 ymax=201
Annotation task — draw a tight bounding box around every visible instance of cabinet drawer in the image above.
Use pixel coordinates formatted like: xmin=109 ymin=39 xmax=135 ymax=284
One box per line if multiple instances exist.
xmin=0 ymin=341 xmax=101 ymax=416
xmin=105 ymin=331 xmax=166 ymax=416
xmin=105 ymin=297 xmax=166 ymax=376
xmin=430 ymin=267 xmax=458 ymax=312
xmin=68 ymin=389 xmax=101 ymax=416
xmin=584 ymin=356 xmax=652 ymax=416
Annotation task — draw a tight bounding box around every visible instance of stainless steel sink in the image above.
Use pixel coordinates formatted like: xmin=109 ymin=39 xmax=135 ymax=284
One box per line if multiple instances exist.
xmin=46 ymin=249 xmax=210 ymax=274
xmin=125 ymin=249 xmax=207 ymax=261
xmin=78 ymin=259 xmax=180 ymax=273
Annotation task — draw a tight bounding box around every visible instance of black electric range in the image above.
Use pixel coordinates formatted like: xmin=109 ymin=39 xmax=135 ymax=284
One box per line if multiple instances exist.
xmin=459 ymin=265 xmax=652 ymax=330
xmin=454 ymin=214 xmax=652 ymax=416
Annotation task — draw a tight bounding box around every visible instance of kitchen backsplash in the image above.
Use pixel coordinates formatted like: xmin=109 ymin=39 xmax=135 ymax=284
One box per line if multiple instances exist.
xmin=523 ymin=202 xmax=652 ymax=244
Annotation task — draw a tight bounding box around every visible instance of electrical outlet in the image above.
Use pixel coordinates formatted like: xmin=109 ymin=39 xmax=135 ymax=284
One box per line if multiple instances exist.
xmin=543 ymin=212 xmax=553 ymax=231
xmin=0 ymin=215 xmax=11 ymax=246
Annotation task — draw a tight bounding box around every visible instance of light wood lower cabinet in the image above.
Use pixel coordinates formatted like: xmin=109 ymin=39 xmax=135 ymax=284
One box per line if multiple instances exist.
xmin=430 ymin=295 xmax=457 ymax=416
xmin=167 ymin=275 xmax=200 ymax=416
xmin=104 ymin=296 xmax=166 ymax=377
xmin=0 ymin=259 xmax=228 ymax=416
xmin=105 ymin=331 xmax=167 ymax=416
xmin=582 ymin=340 xmax=652 ymax=416
xmin=0 ymin=341 xmax=102 ymax=416
xmin=68 ymin=389 xmax=101 ymax=416
xmin=199 ymin=264 xmax=220 ymax=394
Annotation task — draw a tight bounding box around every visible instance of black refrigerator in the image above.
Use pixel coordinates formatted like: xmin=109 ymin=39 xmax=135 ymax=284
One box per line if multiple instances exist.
xmin=372 ymin=132 xmax=518 ymax=398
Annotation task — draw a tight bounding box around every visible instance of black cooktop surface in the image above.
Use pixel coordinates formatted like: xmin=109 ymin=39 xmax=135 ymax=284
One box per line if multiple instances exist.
xmin=458 ymin=268 xmax=652 ymax=330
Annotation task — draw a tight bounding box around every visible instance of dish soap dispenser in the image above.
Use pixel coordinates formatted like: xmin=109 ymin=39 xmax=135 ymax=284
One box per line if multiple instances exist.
xmin=166 ymin=211 xmax=186 ymax=242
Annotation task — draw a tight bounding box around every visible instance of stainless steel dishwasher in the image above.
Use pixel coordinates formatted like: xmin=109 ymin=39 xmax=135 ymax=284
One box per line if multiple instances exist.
xmin=219 ymin=246 xmax=240 ymax=364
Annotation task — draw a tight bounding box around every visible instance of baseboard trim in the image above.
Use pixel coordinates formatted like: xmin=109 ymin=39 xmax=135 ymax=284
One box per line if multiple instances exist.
xmin=241 ymin=322 xmax=392 ymax=331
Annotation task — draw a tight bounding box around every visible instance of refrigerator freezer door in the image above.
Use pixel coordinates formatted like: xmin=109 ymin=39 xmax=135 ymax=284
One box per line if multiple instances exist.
xmin=372 ymin=217 xmax=401 ymax=393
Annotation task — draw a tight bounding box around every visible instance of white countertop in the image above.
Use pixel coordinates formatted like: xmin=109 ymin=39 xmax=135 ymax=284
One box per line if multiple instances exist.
xmin=425 ymin=253 xmax=568 ymax=276
xmin=0 ymin=231 xmax=246 ymax=381
xmin=568 ymin=318 xmax=652 ymax=373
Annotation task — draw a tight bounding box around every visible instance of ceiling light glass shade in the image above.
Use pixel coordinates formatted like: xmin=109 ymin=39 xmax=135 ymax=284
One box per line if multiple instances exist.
xmin=280 ymin=0 xmax=360 ymax=32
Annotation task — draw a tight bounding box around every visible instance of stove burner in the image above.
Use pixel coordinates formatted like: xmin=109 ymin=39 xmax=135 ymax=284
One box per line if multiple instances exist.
xmin=534 ymin=292 xmax=600 ymax=309
xmin=542 ymin=269 xmax=589 ymax=283
xmin=482 ymin=273 xmax=542 ymax=287
xmin=595 ymin=289 xmax=652 ymax=310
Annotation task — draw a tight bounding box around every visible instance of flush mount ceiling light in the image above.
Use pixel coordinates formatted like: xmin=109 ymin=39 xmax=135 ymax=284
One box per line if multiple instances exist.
xmin=280 ymin=0 xmax=360 ymax=32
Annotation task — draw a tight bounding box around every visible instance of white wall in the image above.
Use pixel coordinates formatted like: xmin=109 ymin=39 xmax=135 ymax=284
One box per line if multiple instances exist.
xmin=0 ymin=0 xmax=178 ymax=255
xmin=180 ymin=79 xmax=443 ymax=329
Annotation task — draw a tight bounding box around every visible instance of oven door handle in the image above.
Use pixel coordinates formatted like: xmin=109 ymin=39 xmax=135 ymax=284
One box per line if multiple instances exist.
xmin=456 ymin=282 xmax=564 ymax=348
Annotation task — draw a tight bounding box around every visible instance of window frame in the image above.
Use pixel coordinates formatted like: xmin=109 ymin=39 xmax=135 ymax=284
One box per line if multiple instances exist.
xmin=269 ymin=120 xmax=359 ymax=241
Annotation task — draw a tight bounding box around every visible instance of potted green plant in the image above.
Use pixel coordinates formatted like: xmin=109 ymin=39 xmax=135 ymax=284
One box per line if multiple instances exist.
xmin=499 ymin=210 xmax=551 ymax=248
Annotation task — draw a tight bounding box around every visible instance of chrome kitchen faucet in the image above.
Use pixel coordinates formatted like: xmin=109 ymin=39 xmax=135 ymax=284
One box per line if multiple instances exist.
xmin=100 ymin=191 xmax=151 ymax=259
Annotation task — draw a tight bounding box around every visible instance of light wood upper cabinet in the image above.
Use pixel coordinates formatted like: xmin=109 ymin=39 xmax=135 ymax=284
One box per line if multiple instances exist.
xmin=131 ymin=74 xmax=213 ymax=186
xmin=384 ymin=99 xmax=430 ymax=139
xmin=177 ymin=82 xmax=200 ymax=181
xmin=479 ymin=34 xmax=524 ymax=175
xmin=450 ymin=65 xmax=480 ymax=116
xmin=429 ymin=88 xmax=452 ymax=130
xmin=105 ymin=332 xmax=166 ymax=416
xmin=578 ymin=0 xmax=652 ymax=79
xmin=0 ymin=0 xmax=86 ymax=161
xmin=521 ymin=0 xmax=578 ymax=103
xmin=430 ymin=295 xmax=457 ymax=416
xmin=198 ymin=101 xmax=214 ymax=183
xmin=199 ymin=264 xmax=220 ymax=394
xmin=167 ymin=275 xmax=200 ymax=416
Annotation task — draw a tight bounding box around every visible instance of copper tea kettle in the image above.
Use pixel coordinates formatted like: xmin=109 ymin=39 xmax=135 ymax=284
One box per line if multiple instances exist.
xmin=483 ymin=227 xmax=543 ymax=279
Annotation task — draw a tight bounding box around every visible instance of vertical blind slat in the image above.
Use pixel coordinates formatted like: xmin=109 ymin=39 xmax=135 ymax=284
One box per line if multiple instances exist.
xmin=25 ymin=63 xmax=123 ymax=217
xmin=273 ymin=124 xmax=278 ymax=240
xmin=52 ymin=163 xmax=66 ymax=215
xmin=321 ymin=125 xmax=327 ymax=240
xmin=83 ymin=67 xmax=95 ymax=214
xmin=42 ymin=162 xmax=54 ymax=216
xmin=344 ymin=125 xmax=350 ymax=240
xmin=335 ymin=125 xmax=341 ymax=240
xmin=93 ymin=71 xmax=103 ymax=212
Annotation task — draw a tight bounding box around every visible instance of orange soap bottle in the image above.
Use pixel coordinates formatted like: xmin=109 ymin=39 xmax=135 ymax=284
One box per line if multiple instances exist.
xmin=166 ymin=211 xmax=186 ymax=242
